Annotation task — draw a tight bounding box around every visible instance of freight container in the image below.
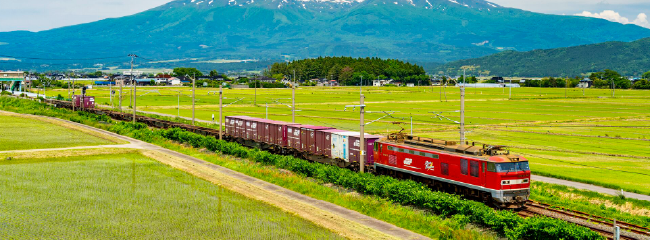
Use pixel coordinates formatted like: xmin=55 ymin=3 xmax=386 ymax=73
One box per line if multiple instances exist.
xmin=72 ymin=95 xmax=95 ymax=109
xmin=299 ymin=125 xmax=334 ymax=154
xmin=349 ymin=134 xmax=383 ymax=165
xmin=228 ymin=116 xmax=255 ymax=139
xmin=255 ymin=119 xmax=284 ymax=143
xmin=331 ymin=132 xmax=359 ymax=162
xmin=271 ymin=122 xmax=300 ymax=147
xmin=287 ymin=125 xmax=304 ymax=150
xmin=316 ymin=129 xmax=346 ymax=157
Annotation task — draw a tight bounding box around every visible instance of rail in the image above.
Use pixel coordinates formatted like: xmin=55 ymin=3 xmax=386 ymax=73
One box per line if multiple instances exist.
xmin=520 ymin=200 xmax=650 ymax=240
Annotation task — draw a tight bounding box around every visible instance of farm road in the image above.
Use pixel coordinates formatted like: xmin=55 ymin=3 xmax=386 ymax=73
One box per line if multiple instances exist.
xmin=532 ymin=175 xmax=650 ymax=202
xmin=14 ymin=112 xmax=429 ymax=240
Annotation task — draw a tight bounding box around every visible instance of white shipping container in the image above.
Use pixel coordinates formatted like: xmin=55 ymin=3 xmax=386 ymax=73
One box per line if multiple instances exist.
xmin=331 ymin=132 xmax=359 ymax=162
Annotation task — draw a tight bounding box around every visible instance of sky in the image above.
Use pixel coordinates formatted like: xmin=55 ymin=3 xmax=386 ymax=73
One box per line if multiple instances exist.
xmin=0 ymin=0 xmax=649 ymax=32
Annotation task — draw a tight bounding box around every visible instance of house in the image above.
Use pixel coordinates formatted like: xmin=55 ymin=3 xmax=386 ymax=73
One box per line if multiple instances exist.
xmin=253 ymin=76 xmax=277 ymax=83
xmin=406 ymin=83 xmax=415 ymax=87
xmin=0 ymin=71 xmax=26 ymax=92
xmin=169 ymin=77 xmax=182 ymax=86
xmin=578 ymin=78 xmax=593 ymax=88
xmin=373 ymin=79 xmax=394 ymax=87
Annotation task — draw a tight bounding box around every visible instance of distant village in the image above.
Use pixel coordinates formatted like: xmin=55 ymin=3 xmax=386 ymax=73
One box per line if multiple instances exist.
xmin=1 ymin=69 xmax=647 ymax=92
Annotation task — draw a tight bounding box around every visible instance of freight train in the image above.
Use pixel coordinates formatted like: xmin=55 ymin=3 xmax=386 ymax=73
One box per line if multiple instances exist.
xmin=45 ymin=98 xmax=530 ymax=208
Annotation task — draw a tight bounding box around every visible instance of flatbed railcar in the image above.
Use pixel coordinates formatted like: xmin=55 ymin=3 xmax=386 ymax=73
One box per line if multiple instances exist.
xmin=43 ymin=98 xmax=530 ymax=208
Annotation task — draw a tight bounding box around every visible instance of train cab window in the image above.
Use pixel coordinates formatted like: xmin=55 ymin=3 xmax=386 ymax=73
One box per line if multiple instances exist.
xmin=374 ymin=142 xmax=379 ymax=152
xmin=470 ymin=161 xmax=479 ymax=177
xmin=483 ymin=162 xmax=486 ymax=173
xmin=460 ymin=159 xmax=468 ymax=175
xmin=441 ymin=163 xmax=449 ymax=176
xmin=487 ymin=162 xmax=496 ymax=172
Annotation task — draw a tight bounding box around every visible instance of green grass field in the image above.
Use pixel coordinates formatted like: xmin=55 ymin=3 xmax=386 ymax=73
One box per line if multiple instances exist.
xmin=0 ymin=153 xmax=344 ymax=239
xmin=0 ymin=114 xmax=115 ymax=151
xmin=44 ymin=86 xmax=650 ymax=195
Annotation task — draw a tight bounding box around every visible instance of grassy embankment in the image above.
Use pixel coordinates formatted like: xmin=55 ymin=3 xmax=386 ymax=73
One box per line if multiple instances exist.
xmin=50 ymin=86 xmax=650 ymax=196
xmin=0 ymin=153 xmax=344 ymax=239
xmin=0 ymin=113 xmax=120 ymax=150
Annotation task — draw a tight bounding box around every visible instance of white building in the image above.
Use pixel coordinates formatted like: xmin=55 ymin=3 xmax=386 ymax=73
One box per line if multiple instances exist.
xmin=373 ymin=79 xmax=393 ymax=87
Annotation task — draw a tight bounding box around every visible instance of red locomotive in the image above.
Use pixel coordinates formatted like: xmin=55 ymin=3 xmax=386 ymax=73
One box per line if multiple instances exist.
xmin=373 ymin=135 xmax=530 ymax=208
xmin=223 ymin=116 xmax=530 ymax=208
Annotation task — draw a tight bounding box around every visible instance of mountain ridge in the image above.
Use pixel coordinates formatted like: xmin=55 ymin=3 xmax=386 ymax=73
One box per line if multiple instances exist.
xmin=436 ymin=37 xmax=650 ymax=77
xmin=1 ymin=0 xmax=649 ymax=71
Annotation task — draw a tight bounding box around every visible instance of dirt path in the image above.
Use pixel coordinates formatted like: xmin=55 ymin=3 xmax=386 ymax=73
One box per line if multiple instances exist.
xmin=10 ymin=112 xmax=429 ymax=240
xmin=531 ymin=175 xmax=650 ymax=202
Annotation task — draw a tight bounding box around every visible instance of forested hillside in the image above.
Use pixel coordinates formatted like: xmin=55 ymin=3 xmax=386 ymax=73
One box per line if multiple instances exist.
xmin=266 ymin=57 xmax=428 ymax=85
xmin=438 ymin=38 xmax=650 ymax=77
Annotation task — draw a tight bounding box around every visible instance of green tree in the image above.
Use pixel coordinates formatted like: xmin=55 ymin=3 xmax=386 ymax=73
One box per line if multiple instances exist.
xmin=173 ymin=68 xmax=203 ymax=78
xmin=339 ymin=66 xmax=354 ymax=85
xmin=209 ymin=70 xmax=219 ymax=78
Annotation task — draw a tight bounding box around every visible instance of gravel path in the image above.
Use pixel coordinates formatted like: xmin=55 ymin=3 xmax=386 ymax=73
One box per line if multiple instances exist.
xmin=532 ymin=175 xmax=650 ymax=202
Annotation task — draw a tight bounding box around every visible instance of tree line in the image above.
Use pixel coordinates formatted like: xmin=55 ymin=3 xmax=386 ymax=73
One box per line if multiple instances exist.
xmin=518 ymin=69 xmax=650 ymax=89
xmin=265 ymin=57 xmax=429 ymax=86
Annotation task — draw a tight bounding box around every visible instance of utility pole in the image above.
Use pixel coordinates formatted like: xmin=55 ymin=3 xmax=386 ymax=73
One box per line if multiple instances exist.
xmin=219 ymin=85 xmax=223 ymax=140
xmin=360 ymin=94 xmax=366 ymax=173
xmin=266 ymin=102 xmax=268 ymax=119
xmin=509 ymin=78 xmax=512 ymax=100
xmin=177 ymin=91 xmax=180 ymax=118
xmin=192 ymin=73 xmax=196 ymax=125
xmin=72 ymin=78 xmax=76 ymax=112
xmin=129 ymin=54 xmax=138 ymax=124
xmin=460 ymin=85 xmax=466 ymax=145
xmin=292 ymin=71 xmax=296 ymax=123
xmin=612 ymin=81 xmax=615 ymax=98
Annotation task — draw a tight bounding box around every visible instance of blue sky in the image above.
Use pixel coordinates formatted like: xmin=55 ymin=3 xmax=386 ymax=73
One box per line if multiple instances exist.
xmin=0 ymin=0 xmax=649 ymax=32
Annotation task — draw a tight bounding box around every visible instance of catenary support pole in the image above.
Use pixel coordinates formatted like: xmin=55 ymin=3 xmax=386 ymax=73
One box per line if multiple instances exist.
xmin=219 ymin=85 xmax=223 ymax=140
xmin=360 ymin=94 xmax=365 ymax=173
xmin=129 ymin=54 xmax=137 ymax=124
xmin=293 ymin=70 xmax=296 ymax=123
xmin=177 ymin=91 xmax=180 ymax=118
xmin=192 ymin=73 xmax=196 ymax=125
xmin=460 ymin=85 xmax=466 ymax=145
xmin=119 ymin=81 xmax=123 ymax=111
xmin=109 ymin=83 xmax=112 ymax=108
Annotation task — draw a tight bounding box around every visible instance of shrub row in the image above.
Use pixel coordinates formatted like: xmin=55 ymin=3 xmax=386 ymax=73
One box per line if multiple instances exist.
xmin=109 ymin=122 xmax=603 ymax=240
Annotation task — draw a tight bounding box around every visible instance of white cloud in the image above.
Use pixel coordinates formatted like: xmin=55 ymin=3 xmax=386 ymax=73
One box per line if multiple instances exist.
xmin=576 ymin=10 xmax=650 ymax=28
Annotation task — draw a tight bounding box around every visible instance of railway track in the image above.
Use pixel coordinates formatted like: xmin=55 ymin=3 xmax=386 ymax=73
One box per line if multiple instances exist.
xmin=520 ymin=200 xmax=650 ymax=240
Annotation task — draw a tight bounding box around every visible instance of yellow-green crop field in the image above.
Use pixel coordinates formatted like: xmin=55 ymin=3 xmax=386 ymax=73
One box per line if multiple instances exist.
xmin=44 ymin=86 xmax=650 ymax=195
xmin=0 ymin=153 xmax=344 ymax=239
xmin=0 ymin=114 xmax=116 ymax=150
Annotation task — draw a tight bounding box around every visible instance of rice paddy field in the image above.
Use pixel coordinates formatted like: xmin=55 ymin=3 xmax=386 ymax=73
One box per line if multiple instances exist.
xmin=0 ymin=113 xmax=116 ymax=150
xmin=0 ymin=153 xmax=344 ymax=239
xmin=46 ymin=86 xmax=650 ymax=195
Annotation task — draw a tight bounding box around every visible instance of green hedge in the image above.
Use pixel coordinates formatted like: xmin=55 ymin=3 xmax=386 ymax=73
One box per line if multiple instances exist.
xmin=109 ymin=123 xmax=603 ymax=240
xmin=0 ymin=97 xmax=603 ymax=240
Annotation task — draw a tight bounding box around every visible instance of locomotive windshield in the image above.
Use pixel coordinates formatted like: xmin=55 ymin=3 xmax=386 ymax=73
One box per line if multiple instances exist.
xmin=489 ymin=162 xmax=530 ymax=172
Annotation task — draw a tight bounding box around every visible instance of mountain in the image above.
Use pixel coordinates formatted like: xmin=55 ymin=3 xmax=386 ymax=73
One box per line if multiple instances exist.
xmin=437 ymin=37 xmax=650 ymax=77
xmin=1 ymin=0 xmax=650 ymax=71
